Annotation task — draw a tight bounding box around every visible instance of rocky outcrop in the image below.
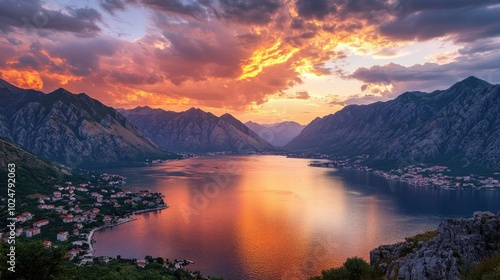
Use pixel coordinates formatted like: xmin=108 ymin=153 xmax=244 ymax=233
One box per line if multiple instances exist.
xmin=286 ymin=77 xmax=500 ymax=171
xmin=119 ymin=106 xmax=274 ymax=154
xmin=245 ymin=121 xmax=305 ymax=147
xmin=0 ymin=79 xmax=175 ymax=167
xmin=370 ymin=212 xmax=500 ymax=280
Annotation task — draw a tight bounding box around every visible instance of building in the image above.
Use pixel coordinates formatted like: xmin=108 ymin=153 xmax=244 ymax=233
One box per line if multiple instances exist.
xmin=57 ymin=231 xmax=69 ymax=241
xmin=15 ymin=215 xmax=26 ymax=223
xmin=74 ymin=223 xmax=83 ymax=229
xmin=25 ymin=228 xmax=41 ymax=238
xmin=103 ymin=215 xmax=112 ymax=223
xmin=62 ymin=215 xmax=73 ymax=223
xmin=137 ymin=260 xmax=147 ymax=268
xmin=22 ymin=212 xmax=33 ymax=220
xmin=33 ymin=219 xmax=49 ymax=228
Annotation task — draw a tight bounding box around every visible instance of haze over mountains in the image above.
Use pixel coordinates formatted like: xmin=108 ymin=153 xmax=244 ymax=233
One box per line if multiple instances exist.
xmin=245 ymin=121 xmax=305 ymax=147
xmin=0 ymin=79 xmax=174 ymax=167
xmin=286 ymin=76 xmax=500 ymax=171
xmin=119 ymin=106 xmax=274 ymax=154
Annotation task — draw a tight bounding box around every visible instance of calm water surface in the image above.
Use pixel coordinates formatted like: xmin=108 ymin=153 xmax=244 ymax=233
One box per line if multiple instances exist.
xmin=93 ymin=155 xmax=500 ymax=279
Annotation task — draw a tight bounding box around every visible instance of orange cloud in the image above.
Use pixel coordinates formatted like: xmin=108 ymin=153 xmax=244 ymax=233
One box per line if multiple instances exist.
xmin=0 ymin=0 xmax=426 ymax=120
xmin=1 ymin=70 xmax=43 ymax=89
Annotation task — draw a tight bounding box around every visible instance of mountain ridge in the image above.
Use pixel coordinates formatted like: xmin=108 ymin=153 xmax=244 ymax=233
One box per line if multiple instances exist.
xmin=0 ymin=79 xmax=177 ymax=167
xmin=286 ymin=76 xmax=500 ymax=171
xmin=119 ymin=106 xmax=275 ymax=154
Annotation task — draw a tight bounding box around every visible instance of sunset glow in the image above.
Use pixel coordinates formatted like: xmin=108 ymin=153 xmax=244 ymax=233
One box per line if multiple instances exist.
xmin=1 ymin=0 xmax=500 ymax=124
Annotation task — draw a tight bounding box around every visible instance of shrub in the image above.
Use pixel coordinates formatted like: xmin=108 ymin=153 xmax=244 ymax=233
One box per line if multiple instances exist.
xmin=462 ymin=253 xmax=500 ymax=280
xmin=312 ymin=257 xmax=382 ymax=280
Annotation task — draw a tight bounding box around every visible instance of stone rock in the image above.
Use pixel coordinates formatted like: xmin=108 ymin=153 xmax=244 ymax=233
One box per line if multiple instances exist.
xmin=370 ymin=213 xmax=500 ymax=279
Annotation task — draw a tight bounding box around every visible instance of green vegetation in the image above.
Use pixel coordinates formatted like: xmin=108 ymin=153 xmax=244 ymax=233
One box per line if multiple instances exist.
xmin=0 ymin=137 xmax=72 ymax=197
xmin=0 ymin=241 xmax=69 ymax=280
xmin=462 ymin=253 xmax=500 ymax=280
xmin=405 ymin=230 xmax=438 ymax=243
xmin=311 ymin=257 xmax=382 ymax=280
xmin=0 ymin=241 xmax=219 ymax=280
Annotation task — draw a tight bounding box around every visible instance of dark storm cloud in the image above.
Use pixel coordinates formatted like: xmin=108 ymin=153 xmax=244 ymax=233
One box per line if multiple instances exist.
xmin=380 ymin=4 xmax=500 ymax=42
xmin=219 ymin=0 xmax=281 ymax=25
xmin=394 ymin=0 xmax=499 ymax=13
xmin=0 ymin=0 xmax=102 ymax=36
xmin=294 ymin=0 xmax=386 ymax=21
xmin=295 ymin=0 xmax=336 ymax=20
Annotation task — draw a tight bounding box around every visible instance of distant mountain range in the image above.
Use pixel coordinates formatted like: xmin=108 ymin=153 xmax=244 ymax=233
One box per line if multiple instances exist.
xmin=286 ymin=76 xmax=500 ymax=171
xmin=245 ymin=121 xmax=305 ymax=147
xmin=0 ymin=79 xmax=175 ymax=167
xmin=119 ymin=106 xmax=274 ymax=154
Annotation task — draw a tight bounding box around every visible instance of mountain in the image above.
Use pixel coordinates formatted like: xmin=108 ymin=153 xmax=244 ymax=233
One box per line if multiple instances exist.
xmin=119 ymin=106 xmax=274 ymax=153
xmin=0 ymin=137 xmax=70 ymax=196
xmin=0 ymin=79 xmax=176 ymax=167
xmin=286 ymin=76 xmax=500 ymax=171
xmin=245 ymin=121 xmax=305 ymax=147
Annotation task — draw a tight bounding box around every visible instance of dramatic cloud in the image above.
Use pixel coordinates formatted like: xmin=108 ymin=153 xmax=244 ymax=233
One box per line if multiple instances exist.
xmin=1 ymin=0 xmax=500 ymax=124
xmin=295 ymin=0 xmax=336 ymax=20
xmin=219 ymin=0 xmax=282 ymax=25
xmin=0 ymin=0 xmax=102 ymax=36
xmin=348 ymin=38 xmax=500 ymax=97
xmin=380 ymin=4 xmax=500 ymax=42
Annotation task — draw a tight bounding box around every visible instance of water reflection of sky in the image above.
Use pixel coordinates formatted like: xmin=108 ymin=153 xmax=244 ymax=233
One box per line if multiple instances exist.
xmin=93 ymin=155 xmax=500 ymax=280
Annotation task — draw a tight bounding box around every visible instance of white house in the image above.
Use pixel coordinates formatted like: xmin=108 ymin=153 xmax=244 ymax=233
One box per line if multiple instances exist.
xmin=25 ymin=228 xmax=41 ymax=238
xmin=57 ymin=231 xmax=69 ymax=241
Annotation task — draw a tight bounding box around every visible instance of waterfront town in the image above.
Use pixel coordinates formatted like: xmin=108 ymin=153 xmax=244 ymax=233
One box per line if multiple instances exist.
xmin=306 ymin=154 xmax=500 ymax=190
xmin=0 ymin=171 xmax=195 ymax=270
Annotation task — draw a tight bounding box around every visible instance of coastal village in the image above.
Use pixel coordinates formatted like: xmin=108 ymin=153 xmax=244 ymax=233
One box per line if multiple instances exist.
xmin=306 ymin=154 xmax=500 ymax=190
xmin=0 ymin=171 xmax=195 ymax=270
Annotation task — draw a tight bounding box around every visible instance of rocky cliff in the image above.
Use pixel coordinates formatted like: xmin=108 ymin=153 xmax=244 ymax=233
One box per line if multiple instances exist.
xmin=245 ymin=121 xmax=305 ymax=147
xmin=119 ymin=106 xmax=274 ymax=154
xmin=371 ymin=211 xmax=500 ymax=279
xmin=0 ymin=79 xmax=175 ymax=167
xmin=286 ymin=77 xmax=500 ymax=171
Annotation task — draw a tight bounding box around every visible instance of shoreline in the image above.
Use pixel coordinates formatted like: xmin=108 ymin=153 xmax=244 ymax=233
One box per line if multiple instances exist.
xmin=87 ymin=217 xmax=137 ymax=256
xmin=132 ymin=205 xmax=169 ymax=214
xmin=310 ymin=164 xmax=500 ymax=191
xmin=87 ymin=206 xmax=169 ymax=256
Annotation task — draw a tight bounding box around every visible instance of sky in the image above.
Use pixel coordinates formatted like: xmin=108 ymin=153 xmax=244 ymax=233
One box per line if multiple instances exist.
xmin=1 ymin=0 xmax=500 ymax=124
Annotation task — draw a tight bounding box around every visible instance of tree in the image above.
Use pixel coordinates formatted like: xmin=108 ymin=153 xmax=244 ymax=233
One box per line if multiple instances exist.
xmin=1 ymin=241 xmax=68 ymax=280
